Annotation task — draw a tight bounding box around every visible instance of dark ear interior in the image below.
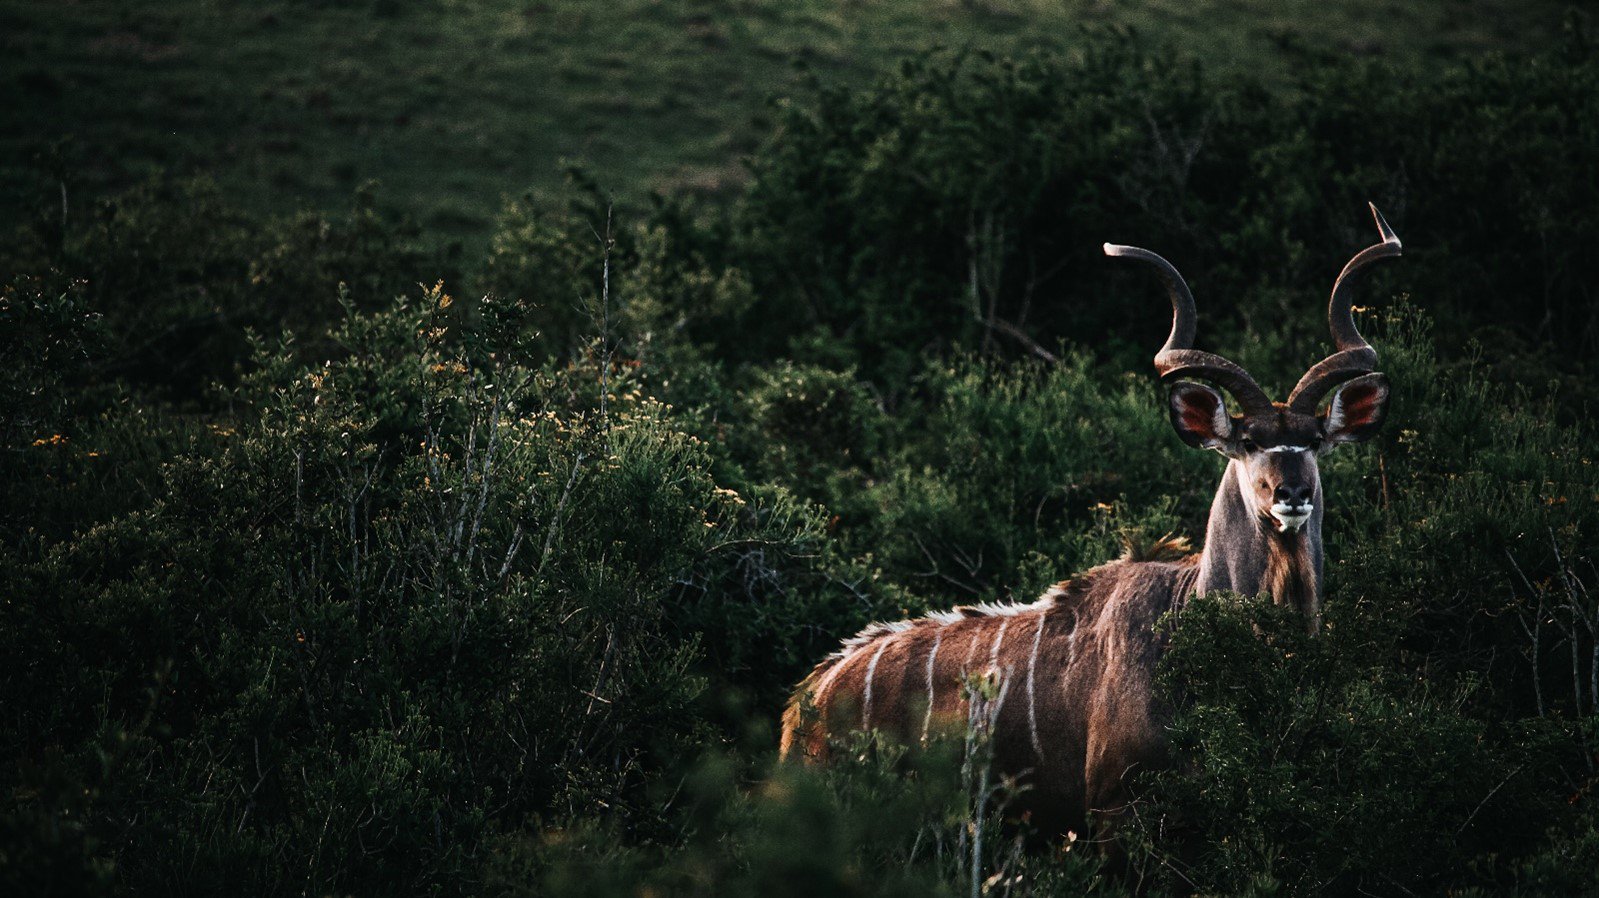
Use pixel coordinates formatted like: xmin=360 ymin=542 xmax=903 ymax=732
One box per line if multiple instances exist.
xmin=1168 ymin=382 xmax=1232 ymax=449
xmin=1323 ymin=372 xmax=1390 ymax=444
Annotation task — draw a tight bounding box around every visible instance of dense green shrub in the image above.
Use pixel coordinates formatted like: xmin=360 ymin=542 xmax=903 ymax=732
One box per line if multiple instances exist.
xmin=731 ymin=43 xmax=1205 ymax=387
xmin=0 ymin=285 xmax=861 ymax=894
xmin=1136 ymin=593 xmax=1568 ymax=894
xmin=1325 ymin=310 xmax=1599 ymax=701
xmin=0 ymin=274 xmax=99 ymax=447
xmin=722 ymin=32 xmax=1599 ymax=398
xmin=849 ymin=356 xmax=1200 ymax=609
xmin=7 ymin=26 xmax=1599 ymax=898
xmin=477 ymin=187 xmax=757 ymax=375
xmin=502 ymin=729 xmax=1115 ymax=898
xmin=477 ymin=191 xmax=609 ymax=362
xmin=0 ymin=177 xmax=440 ymax=398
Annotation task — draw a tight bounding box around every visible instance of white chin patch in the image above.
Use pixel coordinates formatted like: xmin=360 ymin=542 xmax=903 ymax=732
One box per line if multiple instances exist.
xmin=1270 ymin=504 xmax=1313 ymax=532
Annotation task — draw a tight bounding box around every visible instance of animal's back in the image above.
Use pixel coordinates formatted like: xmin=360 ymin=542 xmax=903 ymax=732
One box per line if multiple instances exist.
xmin=780 ymin=550 xmax=1200 ymax=832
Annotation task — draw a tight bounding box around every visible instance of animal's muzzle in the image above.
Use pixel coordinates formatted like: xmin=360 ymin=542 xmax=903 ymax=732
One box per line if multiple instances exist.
xmin=1270 ymin=502 xmax=1313 ymax=532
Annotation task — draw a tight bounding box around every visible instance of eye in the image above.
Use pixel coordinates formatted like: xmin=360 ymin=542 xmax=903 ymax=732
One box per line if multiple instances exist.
xmin=1309 ymin=437 xmax=1324 ymax=451
xmin=1240 ymin=438 xmax=1257 ymax=453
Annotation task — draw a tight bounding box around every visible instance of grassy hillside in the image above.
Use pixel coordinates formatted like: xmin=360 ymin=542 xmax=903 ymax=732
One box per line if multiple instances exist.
xmin=1 ymin=0 xmax=1575 ymax=252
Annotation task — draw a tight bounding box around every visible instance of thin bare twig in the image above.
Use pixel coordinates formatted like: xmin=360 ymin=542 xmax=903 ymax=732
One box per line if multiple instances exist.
xmin=1457 ymin=763 xmax=1525 ymax=836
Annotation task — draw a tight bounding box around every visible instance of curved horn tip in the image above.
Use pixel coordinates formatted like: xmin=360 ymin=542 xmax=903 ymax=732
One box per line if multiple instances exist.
xmin=1367 ymin=202 xmax=1402 ymax=250
xmin=1103 ymin=242 xmax=1130 ymax=257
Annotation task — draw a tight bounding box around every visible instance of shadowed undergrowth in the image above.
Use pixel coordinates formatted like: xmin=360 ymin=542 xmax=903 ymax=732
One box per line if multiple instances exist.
xmin=5 ymin=27 xmax=1599 ymax=897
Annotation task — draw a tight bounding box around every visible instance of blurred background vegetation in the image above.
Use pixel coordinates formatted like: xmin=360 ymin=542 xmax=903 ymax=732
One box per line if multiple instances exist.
xmin=5 ymin=1 xmax=1599 ymax=895
xmin=0 ymin=0 xmax=1579 ymax=251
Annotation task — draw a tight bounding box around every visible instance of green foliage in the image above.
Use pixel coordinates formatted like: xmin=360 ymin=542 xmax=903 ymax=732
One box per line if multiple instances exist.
xmin=1136 ymin=592 xmax=1565 ymax=894
xmin=853 ymin=357 xmax=1198 ymax=607
xmin=0 ymin=285 xmax=848 ymax=893
xmin=246 ymin=182 xmax=439 ymax=330
xmin=44 ymin=176 xmax=255 ymax=392
xmin=733 ymin=363 xmax=883 ymax=504
xmin=733 ymin=45 xmax=1180 ymax=384
xmin=477 ymin=191 xmax=608 ymax=360
xmin=620 ymin=219 xmax=757 ymax=369
xmin=475 ymin=182 xmax=759 ymax=372
xmin=505 ymin=732 xmax=1114 ymax=898
xmin=0 ymin=274 xmax=99 ymax=446
xmin=7 ymin=21 xmax=1599 ymax=898
xmin=1 ymin=176 xmax=439 ymax=398
xmin=1307 ymin=307 xmax=1599 ymax=718
xmin=2 ymin=0 xmax=1569 ymax=248
xmin=728 ymin=34 xmax=1599 ymax=394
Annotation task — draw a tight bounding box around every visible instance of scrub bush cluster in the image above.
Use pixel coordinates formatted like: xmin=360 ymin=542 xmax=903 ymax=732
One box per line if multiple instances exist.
xmin=5 ymin=29 xmax=1599 ymax=896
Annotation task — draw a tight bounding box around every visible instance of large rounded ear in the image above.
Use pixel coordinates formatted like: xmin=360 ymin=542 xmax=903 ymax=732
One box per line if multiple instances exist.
xmin=1322 ymin=372 xmax=1390 ymax=445
xmin=1168 ymin=381 xmax=1233 ymax=450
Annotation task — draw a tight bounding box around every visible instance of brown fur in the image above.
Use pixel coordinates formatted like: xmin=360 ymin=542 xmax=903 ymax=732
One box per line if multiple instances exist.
xmin=1263 ymin=530 xmax=1320 ymax=632
xmin=781 ymin=556 xmax=1201 ymax=835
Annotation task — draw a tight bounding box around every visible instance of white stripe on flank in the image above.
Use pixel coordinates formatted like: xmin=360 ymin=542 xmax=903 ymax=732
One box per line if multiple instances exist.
xmin=812 ymin=653 xmax=850 ymax=703
xmin=1066 ymin=622 xmax=1079 ymax=673
xmin=1026 ymin=607 xmax=1048 ymax=762
xmin=921 ymin=626 xmax=945 ymax=742
xmin=862 ymin=638 xmax=892 ymax=729
xmin=988 ymin=618 xmax=1011 ymax=672
xmin=961 ymin=623 xmax=981 ymax=672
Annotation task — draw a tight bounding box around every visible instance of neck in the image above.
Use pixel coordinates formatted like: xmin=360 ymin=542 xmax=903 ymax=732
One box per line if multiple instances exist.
xmin=1194 ymin=461 xmax=1324 ymax=630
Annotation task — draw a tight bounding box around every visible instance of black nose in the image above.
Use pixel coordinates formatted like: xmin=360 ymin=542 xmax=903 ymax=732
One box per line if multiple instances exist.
xmin=1274 ymin=484 xmax=1313 ymax=506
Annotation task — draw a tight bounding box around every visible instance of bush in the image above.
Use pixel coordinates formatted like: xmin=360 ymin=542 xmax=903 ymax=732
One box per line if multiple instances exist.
xmin=0 ymin=285 xmax=851 ymax=894
xmin=0 ymin=274 xmax=99 ymax=448
xmin=7 ymin=26 xmax=1599 ymax=897
xmin=723 ymin=33 xmax=1599 ymax=399
xmin=1136 ymin=592 xmax=1567 ymax=894
xmin=0 ymin=177 xmax=440 ymax=399
xmin=506 ymin=733 xmax=1114 ymax=898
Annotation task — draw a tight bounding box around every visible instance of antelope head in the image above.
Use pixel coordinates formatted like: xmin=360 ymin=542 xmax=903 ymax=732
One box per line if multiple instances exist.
xmin=1106 ymin=204 xmax=1400 ymax=536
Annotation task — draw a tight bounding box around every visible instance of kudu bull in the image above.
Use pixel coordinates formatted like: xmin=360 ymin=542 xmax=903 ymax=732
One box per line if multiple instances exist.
xmin=780 ymin=205 xmax=1400 ymax=837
